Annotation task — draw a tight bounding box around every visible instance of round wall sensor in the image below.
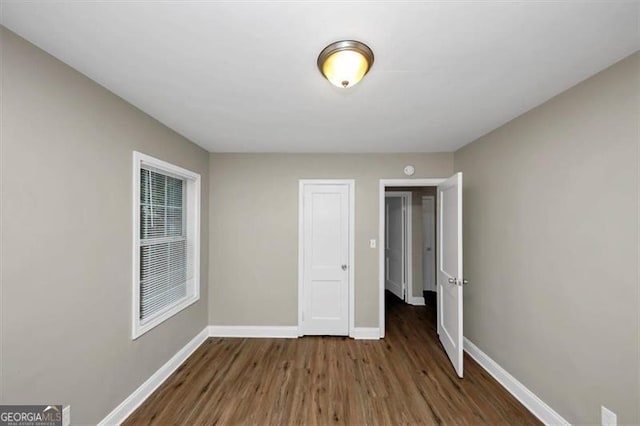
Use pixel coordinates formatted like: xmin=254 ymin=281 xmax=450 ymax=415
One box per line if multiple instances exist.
xmin=403 ymin=165 xmax=415 ymax=176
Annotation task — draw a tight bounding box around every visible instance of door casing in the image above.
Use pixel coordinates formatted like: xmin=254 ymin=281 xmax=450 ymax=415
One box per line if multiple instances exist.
xmin=298 ymin=179 xmax=355 ymax=337
xmin=378 ymin=178 xmax=446 ymax=338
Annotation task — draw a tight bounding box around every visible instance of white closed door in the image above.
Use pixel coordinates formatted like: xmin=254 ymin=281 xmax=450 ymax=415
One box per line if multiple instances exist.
xmin=422 ymin=196 xmax=436 ymax=292
xmin=301 ymin=183 xmax=350 ymax=335
xmin=385 ymin=195 xmax=405 ymax=300
xmin=437 ymin=173 xmax=464 ymax=377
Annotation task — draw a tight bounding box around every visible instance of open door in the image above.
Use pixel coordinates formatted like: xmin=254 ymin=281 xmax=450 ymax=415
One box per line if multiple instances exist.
xmin=437 ymin=172 xmax=464 ymax=377
xmin=384 ymin=194 xmax=406 ymax=300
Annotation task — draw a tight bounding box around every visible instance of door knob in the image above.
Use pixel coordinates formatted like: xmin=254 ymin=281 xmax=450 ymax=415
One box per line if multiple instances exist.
xmin=462 ymin=279 xmax=469 ymax=285
xmin=341 ymin=264 xmax=348 ymax=271
xmin=448 ymin=277 xmax=456 ymax=284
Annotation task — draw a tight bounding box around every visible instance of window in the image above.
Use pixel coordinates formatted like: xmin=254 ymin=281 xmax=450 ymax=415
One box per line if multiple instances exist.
xmin=132 ymin=152 xmax=200 ymax=339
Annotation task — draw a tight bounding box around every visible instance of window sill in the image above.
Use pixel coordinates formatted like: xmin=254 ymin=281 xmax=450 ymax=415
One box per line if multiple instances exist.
xmin=132 ymin=293 xmax=200 ymax=340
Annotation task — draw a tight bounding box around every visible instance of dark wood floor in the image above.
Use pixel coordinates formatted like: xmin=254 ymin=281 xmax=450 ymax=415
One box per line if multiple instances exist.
xmin=124 ymin=294 xmax=540 ymax=425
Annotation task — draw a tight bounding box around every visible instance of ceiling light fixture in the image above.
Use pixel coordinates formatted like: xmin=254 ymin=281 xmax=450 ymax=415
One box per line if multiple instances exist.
xmin=317 ymin=40 xmax=374 ymax=89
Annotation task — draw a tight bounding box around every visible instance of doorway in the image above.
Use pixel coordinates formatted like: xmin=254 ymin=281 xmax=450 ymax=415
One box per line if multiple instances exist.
xmin=298 ymin=180 xmax=355 ymax=337
xmin=379 ymin=175 xmax=464 ymax=377
xmin=385 ymin=188 xmax=438 ymax=307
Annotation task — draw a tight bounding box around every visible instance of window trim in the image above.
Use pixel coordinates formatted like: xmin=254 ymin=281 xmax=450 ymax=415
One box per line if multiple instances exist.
xmin=132 ymin=151 xmax=201 ymax=339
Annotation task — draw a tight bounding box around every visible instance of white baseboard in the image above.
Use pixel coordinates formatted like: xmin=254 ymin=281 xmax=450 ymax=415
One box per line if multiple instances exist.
xmin=408 ymin=296 xmax=425 ymax=306
xmin=463 ymin=337 xmax=570 ymax=426
xmin=99 ymin=327 xmax=209 ymax=426
xmin=351 ymin=327 xmax=381 ymax=340
xmin=208 ymin=325 xmax=299 ymax=338
xmin=208 ymin=325 xmax=383 ymax=340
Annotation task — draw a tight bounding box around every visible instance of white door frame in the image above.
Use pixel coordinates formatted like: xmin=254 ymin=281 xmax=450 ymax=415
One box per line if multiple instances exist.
xmin=298 ymin=179 xmax=356 ymax=337
xmin=379 ymin=178 xmax=445 ymax=338
xmin=384 ymin=191 xmax=412 ymax=303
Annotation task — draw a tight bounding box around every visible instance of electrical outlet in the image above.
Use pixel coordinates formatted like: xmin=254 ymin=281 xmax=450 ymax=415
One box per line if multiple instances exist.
xmin=369 ymin=239 xmax=376 ymax=248
xmin=62 ymin=405 xmax=71 ymax=426
xmin=601 ymin=406 xmax=616 ymax=426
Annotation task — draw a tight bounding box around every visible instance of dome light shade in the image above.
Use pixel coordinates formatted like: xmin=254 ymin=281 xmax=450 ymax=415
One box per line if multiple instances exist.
xmin=317 ymin=40 xmax=374 ymax=88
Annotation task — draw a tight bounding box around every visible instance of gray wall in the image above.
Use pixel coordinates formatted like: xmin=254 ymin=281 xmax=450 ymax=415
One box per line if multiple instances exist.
xmin=410 ymin=187 xmax=437 ymax=296
xmin=415 ymin=187 xmax=437 ymax=294
xmin=209 ymin=154 xmax=453 ymax=327
xmin=0 ymin=28 xmax=209 ymax=424
xmin=454 ymin=52 xmax=639 ymax=424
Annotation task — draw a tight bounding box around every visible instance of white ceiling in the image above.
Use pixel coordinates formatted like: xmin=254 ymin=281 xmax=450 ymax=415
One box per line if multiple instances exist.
xmin=2 ymin=1 xmax=638 ymax=153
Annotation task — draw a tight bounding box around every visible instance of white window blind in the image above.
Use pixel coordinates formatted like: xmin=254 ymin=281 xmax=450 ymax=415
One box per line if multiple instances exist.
xmin=139 ymin=169 xmax=190 ymax=320
xmin=133 ymin=152 xmax=200 ymax=339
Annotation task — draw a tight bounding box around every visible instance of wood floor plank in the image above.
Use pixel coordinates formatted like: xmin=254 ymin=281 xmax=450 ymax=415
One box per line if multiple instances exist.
xmin=124 ymin=294 xmax=541 ymax=425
